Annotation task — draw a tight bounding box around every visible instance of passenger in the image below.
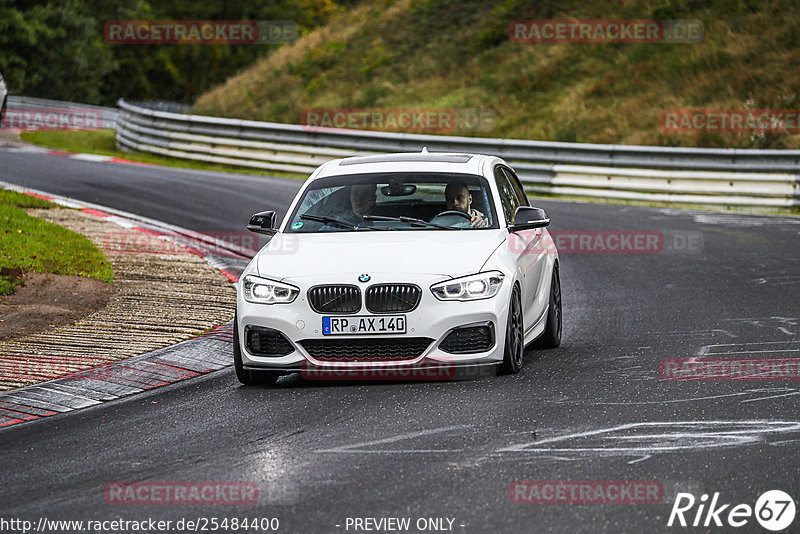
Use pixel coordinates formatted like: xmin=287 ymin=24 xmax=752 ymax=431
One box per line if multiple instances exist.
xmin=349 ymin=183 xmax=377 ymax=221
xmin=326 ymin=183 xmax=377 ymax=228
xmin=444 ymin=181 xmax=488 ymax=228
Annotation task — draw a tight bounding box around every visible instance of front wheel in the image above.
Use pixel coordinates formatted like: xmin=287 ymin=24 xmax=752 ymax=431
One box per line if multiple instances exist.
xmin=233 ymin=315 xmax=280 ymax=386
xmin=532 ymin=264 xmax=562 ymax=349
xmin=498 ymin=285 xmax=524 ymax=375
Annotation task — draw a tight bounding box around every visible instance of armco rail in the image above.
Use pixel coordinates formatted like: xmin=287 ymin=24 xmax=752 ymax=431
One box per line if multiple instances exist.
xmin=115 ymin=99 xmax=800 ymax=210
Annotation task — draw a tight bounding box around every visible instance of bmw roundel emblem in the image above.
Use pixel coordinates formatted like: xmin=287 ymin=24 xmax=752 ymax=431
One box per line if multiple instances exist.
xmin=358 ymin=273 xmax=371 ymax=283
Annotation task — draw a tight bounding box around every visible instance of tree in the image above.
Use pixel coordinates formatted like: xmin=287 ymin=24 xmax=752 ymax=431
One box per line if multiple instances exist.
xmin=0 ymin=0 xmax=114 ymax=103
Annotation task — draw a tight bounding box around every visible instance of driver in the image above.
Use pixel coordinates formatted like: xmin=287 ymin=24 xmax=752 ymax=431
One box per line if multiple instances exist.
xmin=444 ymin=181 xmax=488 ymax=228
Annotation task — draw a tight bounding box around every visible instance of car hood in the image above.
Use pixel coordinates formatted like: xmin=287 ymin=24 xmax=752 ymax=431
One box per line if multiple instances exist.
xmin=256 ymin=230 xmax=507 ymax=280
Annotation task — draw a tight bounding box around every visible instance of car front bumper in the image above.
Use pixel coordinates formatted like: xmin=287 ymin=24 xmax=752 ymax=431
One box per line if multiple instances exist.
xmin=236 ymin=272 xmax=513 ymax=374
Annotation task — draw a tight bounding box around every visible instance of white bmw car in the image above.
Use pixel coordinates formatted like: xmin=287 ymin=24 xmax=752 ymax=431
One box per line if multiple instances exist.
xmin=234 ymin=150 xmax=561 ymax=385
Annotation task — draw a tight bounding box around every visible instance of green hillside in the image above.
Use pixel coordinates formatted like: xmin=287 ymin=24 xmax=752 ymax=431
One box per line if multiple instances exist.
xmin=194 ymin=0 xmax=800 ymax=148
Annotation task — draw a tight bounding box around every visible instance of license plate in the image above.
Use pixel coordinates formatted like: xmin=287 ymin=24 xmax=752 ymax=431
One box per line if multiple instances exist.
xmin=322 ymin=315 xmax=406 ymax=335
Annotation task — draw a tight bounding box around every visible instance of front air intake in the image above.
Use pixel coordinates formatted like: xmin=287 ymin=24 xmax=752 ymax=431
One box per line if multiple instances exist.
xmin=439 ymin=322 xmax=495 ymax=354
xmin=300 ymin=337 xmax=433 ymax=362
xmin=245 ymin=326 xmax=295 ymax=356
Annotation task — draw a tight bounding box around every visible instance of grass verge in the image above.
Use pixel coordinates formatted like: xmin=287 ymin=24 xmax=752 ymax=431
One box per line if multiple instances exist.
xmin=0 ymin=189 xmax=114 ymax=295
xmin=19 ymin=129 xmax=306 ymax=179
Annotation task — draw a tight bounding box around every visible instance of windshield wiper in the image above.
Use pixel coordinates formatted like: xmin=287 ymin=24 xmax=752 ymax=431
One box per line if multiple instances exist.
xmin=362 ymin=215 xmax=459 ymax=230
xmin=299 ymin=213 xmax=384 ymax=230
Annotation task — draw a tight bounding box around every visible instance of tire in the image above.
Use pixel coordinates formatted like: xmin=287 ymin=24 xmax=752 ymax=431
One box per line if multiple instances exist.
xmin=497 ymin=285 xmax=524 ymax=375
xmin=233 ymin=315 xmax=280 ymax=386
xmin=532 ymin=263 xmax=562 ymax=349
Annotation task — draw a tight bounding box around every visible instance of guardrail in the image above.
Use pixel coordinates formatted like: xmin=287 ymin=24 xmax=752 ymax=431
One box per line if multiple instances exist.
xmin=7 ymin=95 xmax=118 ymax=129
xmin=116 ymin=99 xmax=800 ymax=210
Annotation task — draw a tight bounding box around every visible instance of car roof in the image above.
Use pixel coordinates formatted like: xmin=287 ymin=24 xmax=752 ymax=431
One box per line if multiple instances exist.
xmin=311 ymin=151 xmax=503 ymax=181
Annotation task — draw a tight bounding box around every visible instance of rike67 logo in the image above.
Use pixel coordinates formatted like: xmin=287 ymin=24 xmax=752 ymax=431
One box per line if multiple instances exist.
xmin=668 ymin=490 xmax=796 ymax=531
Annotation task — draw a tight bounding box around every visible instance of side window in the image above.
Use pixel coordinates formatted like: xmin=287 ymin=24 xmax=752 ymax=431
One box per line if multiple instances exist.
xmin=493 ymin=166 xmax=520 ymax=224
xmin=502 ymin=167 xmax=529 ymax=207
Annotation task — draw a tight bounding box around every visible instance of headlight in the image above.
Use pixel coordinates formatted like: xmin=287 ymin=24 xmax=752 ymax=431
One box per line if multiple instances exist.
xmin=242 ymin=274 xmax=299 ymax=304
xmin=430 ymin=271 xmax=504 ymax=301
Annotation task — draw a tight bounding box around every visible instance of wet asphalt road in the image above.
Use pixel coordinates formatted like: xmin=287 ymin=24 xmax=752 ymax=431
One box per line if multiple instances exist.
xmin=1 ymin=149 xmax=799 ymax=533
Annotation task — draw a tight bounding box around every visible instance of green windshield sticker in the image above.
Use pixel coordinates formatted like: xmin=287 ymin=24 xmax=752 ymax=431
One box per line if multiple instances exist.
xmin=291 ymin=221 xmax=304 ymax=229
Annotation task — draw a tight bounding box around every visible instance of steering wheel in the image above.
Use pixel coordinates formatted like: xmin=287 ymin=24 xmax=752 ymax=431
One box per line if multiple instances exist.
xmin=433 ymin=210 xmax=472 ymax=220
xmin=430 ymin=210 xmax=473 ymax=228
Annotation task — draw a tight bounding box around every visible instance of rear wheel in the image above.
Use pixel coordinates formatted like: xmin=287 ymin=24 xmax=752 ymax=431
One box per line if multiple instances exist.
xmin=498 ymin=285 xmax=524 ymax=375
xmin=233 ymin=315 xmax=280 ymax=386
xmin=532 ymin=264 xmax=562 ymax=349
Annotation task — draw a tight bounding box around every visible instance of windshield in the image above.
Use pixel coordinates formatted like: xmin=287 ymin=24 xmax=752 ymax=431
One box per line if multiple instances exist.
xmin=284 ymin=172 xmax=498 ymax=232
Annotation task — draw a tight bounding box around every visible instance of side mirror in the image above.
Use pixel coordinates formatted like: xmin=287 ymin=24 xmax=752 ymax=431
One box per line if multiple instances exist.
xmin=247 ymin=211 xmax=278 ymax=235
xmin=510 ymin=206 xmax=549 ymax=232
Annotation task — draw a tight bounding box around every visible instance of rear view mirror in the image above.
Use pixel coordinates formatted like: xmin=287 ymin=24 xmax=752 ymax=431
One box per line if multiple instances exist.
xmin=247 ymin=211 xmax=278 ymax=235
xmin=381 ymin=183 xmax=417 ymax=196
xmin=510 ymin=206 xmax=550 ymax=232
